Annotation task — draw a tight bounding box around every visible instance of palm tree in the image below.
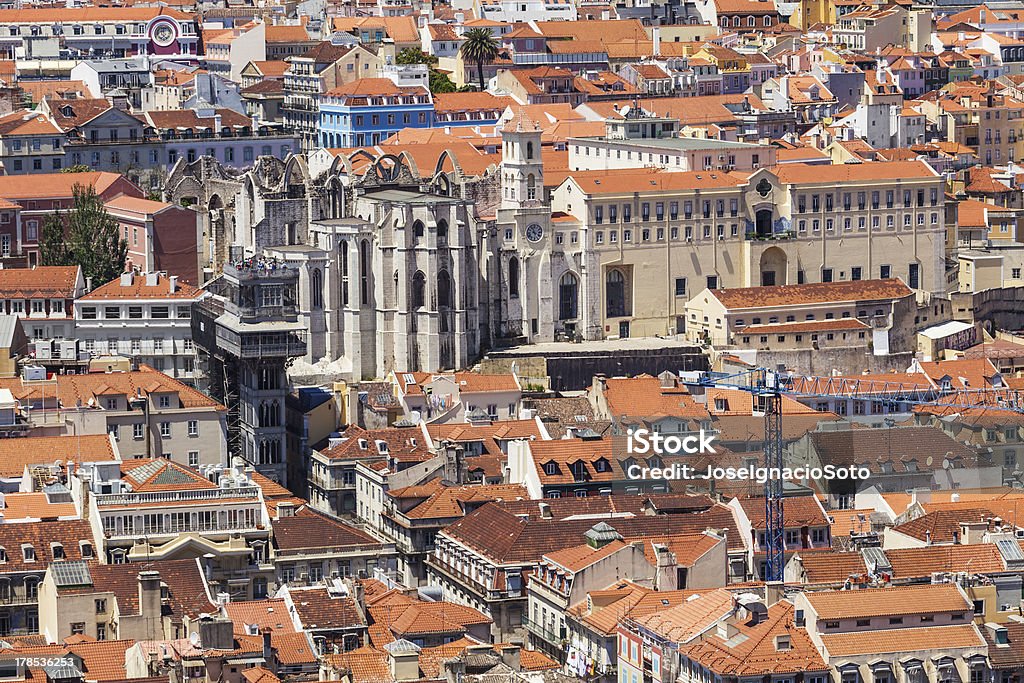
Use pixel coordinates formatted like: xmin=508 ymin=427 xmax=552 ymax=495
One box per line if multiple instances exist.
xmin=460 ymin=28 xmax=499 ymax=91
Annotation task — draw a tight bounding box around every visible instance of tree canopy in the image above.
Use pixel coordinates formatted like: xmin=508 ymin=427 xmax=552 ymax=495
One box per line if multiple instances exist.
xmin=39 ymin=184 xmax=129 ymax=286
xmin=460 ymin=28 xmax=500 ymax=91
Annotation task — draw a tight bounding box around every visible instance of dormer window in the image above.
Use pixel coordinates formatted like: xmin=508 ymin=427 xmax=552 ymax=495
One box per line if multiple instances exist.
xmin=60 ymin=105 xmax=74 ymax=118
xmin=544 ymin=461 xmax=558 ymax=476
xmin=375 ymin=440 xmax=389 ymax=454
xmin=570 ymin=461 xmax=587 ymax=481
xmin=775 ymin=635 xmax=792 ymax=651
xmin=80 ymin=541 xmax=93 ymax=559
xmin=594 ymin=458 xmax=610 ymax=473
xmin=51 ymin=543 xmax=64 ymax=560
xmin=357 ymin=438 xmax=369 ymax=450
xmin=0 ymin=547 xmax=6 ymax=563
xmin=21 ymin=544 xmax=35 ymax=562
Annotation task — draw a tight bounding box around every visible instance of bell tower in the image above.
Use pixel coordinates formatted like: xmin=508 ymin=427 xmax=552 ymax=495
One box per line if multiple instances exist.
xmin=500 ymin=112 xmax=544 ymax=210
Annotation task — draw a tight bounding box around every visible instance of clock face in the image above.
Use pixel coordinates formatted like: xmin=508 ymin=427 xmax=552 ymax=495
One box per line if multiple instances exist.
xmin=526 ymin=223 xmax=544 ymax=243
xmin=152 ymin=22 xmax=175 ymax=47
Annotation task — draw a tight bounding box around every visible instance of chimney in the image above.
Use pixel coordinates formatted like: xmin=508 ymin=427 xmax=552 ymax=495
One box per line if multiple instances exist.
xmin=86 ymin=276 xmax=93 ymax=292
xmin=387 ymin=643 xmax=421 ymax=682
xmin=539 ymin=501 xmax=552 ymax=519
xmin=499 ymin=645 xmax=521 ymax=671
xmin=261 ymin=628 xmax=273 ymax=666
xmin=120 ymin=271 xmax=134 ymax=287
xmin=145 ymin=272 xmax=159 ymax=287
xmin=652 ymin=27 xmax=661 ymax=57
xmin=354 ymin=580 xmax=365 ymax=610
xmin=213 ymin=113 xmax=222 ymax=135
xmin=168 ymin=275 xmax=178 ymax=294
xmin=198 ymin=616 xmax=235 ymax=650
xmin=138 ymin=570 xmax=162 ymax=625
xmin=764 ymin=580 xmax=784 ymax=606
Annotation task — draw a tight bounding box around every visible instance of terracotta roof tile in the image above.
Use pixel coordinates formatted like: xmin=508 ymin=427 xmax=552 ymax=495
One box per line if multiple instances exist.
xmin=603 ymin=375 xmax=710 ymax=421
xmin=684 ymin=601 xmax=828 ymax=675
xmin=0 ymin=171 xmax=127 ymax=200
xmin=272 ymin=507 xmax=384 ymax=551
xmin=0 ymin=265 xmax=80 ymax=299
xmin=0 ymin=434 xmax=116 ymax=478
xmin=288 ymin=586 xmax=365 ymax=631
xmin=80 ymin=271 xmax=202 ymax=301
xmin=710 ymin=278 xmax=912 ymax=309
xmin=803 ymin=583 xmax=970 ymax=619
xmin=224 ymin=599 xmax=295 ymax=633
xmin=821 ymin=623 xmax=984 ymax=656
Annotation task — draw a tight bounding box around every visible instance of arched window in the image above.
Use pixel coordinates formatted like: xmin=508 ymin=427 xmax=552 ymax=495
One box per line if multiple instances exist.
xmin=508 ymin=257 xmax=520 ymax=298
xmin=437 ymin=219 xmax=448 ymax=240
xmin=733 ymin=16 xmax=740 ymax=26
xmin=340 ymin=241 xmax=350 ymax=306
xmin=360 ymin=240 xmax=370 ymax=305
xmin=24 ymin=576 xmax=38 ymax=599
xmin=526 ymin=141 xmax=534 ymax=159
xmin=720 ymin=16 xmax=728 ymax=26
xmin=527 ymin=174 xmax=537 ymax=201
xmin=311 ymin=268 xmax=323 ymax=309
xmin=438 ymin=270 xmax=453 ymax=309
xmin=413 ymin=220 xmax=425 ymax=237
xmin=411 ymin=271 xmax=426 ymax=309
xmin=606 ymin=269 xmax=629 ymax=318
xmin=559 ymin=272 xmax=578 ymax=320
xmin=763 ymin=14 xmax=772 ymax=25
xmin=748 ymin=15 xmax=755 ymax=25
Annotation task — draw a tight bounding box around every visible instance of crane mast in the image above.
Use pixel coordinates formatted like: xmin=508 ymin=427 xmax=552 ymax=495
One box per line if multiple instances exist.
xmin=691 ymin=366 xmax=1024 ymax=584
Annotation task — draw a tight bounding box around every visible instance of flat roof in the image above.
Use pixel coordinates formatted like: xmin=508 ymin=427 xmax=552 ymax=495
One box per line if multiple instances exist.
xmin=568 ymin=135 xmax=765 ymax=151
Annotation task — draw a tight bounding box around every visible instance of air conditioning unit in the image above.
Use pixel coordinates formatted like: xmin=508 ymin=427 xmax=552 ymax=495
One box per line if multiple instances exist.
xmin=34 ymin=340 xmax=52 ymax=359
xmin=59 ymin=340 xmax=78 ymax=360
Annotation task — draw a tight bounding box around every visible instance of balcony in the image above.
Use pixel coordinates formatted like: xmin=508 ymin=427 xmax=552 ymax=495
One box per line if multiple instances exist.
xmin=523 ymin=617 xmax=566 ymax=645
xmin=95 ymin=486 xmax=260 ymax=507
xmin=745 ymin=230 xmax=795 ymax=241
xmin=217 ymin=332 xmax=307 ymax=359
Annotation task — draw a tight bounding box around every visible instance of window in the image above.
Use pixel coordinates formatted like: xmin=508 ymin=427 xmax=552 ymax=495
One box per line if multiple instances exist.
xmin=188 ymin=420 xmax=198 ymax=437
xmin=674 ymin=278 xmax=687 ymax=297
xmin=158 ymin=395 xmax=170 ymax=408
xmin=606 ymin=269 xmax=629 ymax=318
xmin=133 ymin=423 xmax=144 ymax=440
xmin=159 ymin=422 xmax=171 ymax=438
xmin=95 ymin=599 xmax=106 ymax=614
xmin=128 ymin=306 xmax=143 ymax=319
xmin=188 ymin=451 xmax=199 ymax=467
xmin=151 ymin=306 xmax=169 ymax=319
xmin=822 ymin=268 xmax=833 ymax=283
xmin=104 ymin=306 xmax=120 ymax=319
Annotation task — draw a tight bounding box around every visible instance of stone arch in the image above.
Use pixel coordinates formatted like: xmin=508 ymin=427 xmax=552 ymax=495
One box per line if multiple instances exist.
xmin=411 ymin=270 xmax=426 ymax=309
xmin=606 ymin=268 xmax=630 ymax=318
xmin=508 ymin=256 xmax=520 ymax=298
xmin=559 ymin=271 xmax=578 ymax=320
xmin=438 ymin=269 xmax=453 ymax=309
xmin=326 ymin=176 xmax=344 ymax=219
xmin=759 ymin=246 xmax=788 ymax=286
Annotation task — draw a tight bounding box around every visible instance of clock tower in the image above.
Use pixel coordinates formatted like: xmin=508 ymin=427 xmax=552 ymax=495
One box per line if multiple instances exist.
xmin=492 ymin=109 xmax=557 ymax=345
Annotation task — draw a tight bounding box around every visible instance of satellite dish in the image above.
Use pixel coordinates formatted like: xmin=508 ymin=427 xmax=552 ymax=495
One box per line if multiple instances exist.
xmin=189 ymin=632 xmax=200 ymax=647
